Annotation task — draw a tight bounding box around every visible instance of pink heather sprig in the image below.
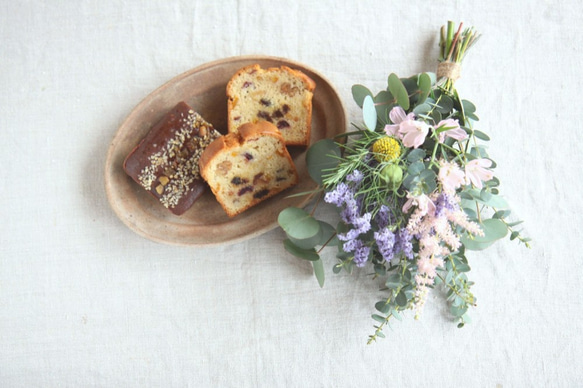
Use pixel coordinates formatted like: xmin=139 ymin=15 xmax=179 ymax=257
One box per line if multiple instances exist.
xmin=403 ymin=192 xmax=483 ymax=317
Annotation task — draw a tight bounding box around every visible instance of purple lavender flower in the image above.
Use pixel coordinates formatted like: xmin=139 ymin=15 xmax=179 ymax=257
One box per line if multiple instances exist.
xmin=374 ymin=228 xmax=396 ymax=262
xmin=395 ymin=228 xmax=414 ymax=259
xmin=342 ymin=238 xmax=359 ymax=252
xmin=340 ymin=197 xmax=360 ymax=224
xmin=324 ymin=182 xmax=354 ymax=207
xmin=374 ymin=204 xmax=391 ymax=229
xmin=434 ymin=193 xmax=459 ymax=218
xmin=341 ymin=238 xmax=370 ymax=267
xmin=353 ymin=240 xmax=371 ymax=267
xmin=346 ymin=169 xmax=364 ymax=184
xmin=338 ymin=212 xmax=372 ymax=241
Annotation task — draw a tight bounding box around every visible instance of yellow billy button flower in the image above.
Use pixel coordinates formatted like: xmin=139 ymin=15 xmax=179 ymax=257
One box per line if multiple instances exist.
xmin=372 ymin=137 xmax=401 ymax=162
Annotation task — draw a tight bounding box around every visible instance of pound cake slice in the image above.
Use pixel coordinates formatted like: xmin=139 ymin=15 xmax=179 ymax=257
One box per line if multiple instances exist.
xmin=199 ymin=121 xmax=299 ymax=217
xmin=123 ymin=101 xmax=221 ymax=215
xmin=227 ymin=64 xmax=316 ymax=146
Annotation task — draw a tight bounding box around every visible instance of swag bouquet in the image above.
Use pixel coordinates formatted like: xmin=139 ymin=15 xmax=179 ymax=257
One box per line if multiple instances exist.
xmin=278 ymin=22 xmax=530 ymax=343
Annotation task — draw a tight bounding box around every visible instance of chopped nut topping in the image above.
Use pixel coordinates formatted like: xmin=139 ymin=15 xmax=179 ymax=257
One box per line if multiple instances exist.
xmin=137 ymin=109 xmax=220 ymax=209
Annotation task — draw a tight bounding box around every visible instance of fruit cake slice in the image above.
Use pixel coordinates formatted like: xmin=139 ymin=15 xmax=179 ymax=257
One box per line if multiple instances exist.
xmin=199 ymin=121 xmax=299 ymax=217
xmin=226 ymin=64 xmax=316 ymax=146
xmin=123 ymin=101 xmax=221 ymax=215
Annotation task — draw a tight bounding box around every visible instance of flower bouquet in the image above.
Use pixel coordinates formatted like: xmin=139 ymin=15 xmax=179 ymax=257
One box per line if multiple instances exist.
xmin=278 ymin=22 xmax=530 ymax=343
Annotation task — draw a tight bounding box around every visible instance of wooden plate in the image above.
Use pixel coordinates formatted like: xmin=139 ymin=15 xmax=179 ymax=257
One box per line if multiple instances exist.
xmin=104 ymin=56 xmax=347 ymax=246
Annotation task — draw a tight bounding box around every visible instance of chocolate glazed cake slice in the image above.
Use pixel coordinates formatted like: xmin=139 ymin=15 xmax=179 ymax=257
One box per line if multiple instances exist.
xmin=123 ymin=101 xmax=221 ymax=215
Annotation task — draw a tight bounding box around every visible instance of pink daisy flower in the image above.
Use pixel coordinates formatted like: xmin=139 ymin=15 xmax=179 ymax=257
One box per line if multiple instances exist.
xmin=436 ymin=119 xmax=468 ymax=143
xmin=399 ymin=120 xmax=430 ymax=149
xmin=438 ymin=160 xmax=465 ymax=193
xmin=465 ymin=158 xmax=494 ymax=188
xmin=384 ymin=106 xmax=414 ymax=138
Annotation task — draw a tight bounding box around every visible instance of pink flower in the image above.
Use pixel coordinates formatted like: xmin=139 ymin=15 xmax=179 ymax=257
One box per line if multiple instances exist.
xmin=465 ymin=158 xmax=494 ymax=188
xmin=402 ymin=192 xmax=436 ymax=215
xmin=384 ymin=106 xmax=414 ymax=138
xmin=436 ymin=119 xmax=468 ymax=143
xmin=399 ymin=120 xmax=430 ymax=148
xmin=438 ymin=160 xmax=465 ymax=193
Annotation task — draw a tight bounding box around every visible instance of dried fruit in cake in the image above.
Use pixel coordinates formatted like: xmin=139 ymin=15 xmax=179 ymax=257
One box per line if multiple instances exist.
xmin=226 ymin=64 xmax=316 ymax=146
xmin=199 ymin=121 xmax=299 ymax=217
xmin=123 ymin=101 xmax=221 ymax=215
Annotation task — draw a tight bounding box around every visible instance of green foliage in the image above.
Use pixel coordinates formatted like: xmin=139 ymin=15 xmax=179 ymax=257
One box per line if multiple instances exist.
xmin=362 ymin=95 xmax=378 ymax=131
xmin=305 ymin=139 xmax=341 ymax=185
xmin=312 ymin=258 xmax=325 ymax=288
xmin=461 ymin=219 xmax=508 ymax=251
xmin=283 ymin=239 xmax=319 ymax=261
xmin=387 ymin=73 xmax=410 ymax=110
xmin=417 ymin=73 xmax=433 ymax=104
xmin=278 ymin=207 xmax=320 ymax=240
xmin=352 ymin=84 xmax=373 ymax=108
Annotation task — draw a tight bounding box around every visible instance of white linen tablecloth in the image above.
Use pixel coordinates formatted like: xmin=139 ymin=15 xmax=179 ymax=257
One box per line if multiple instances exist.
xmin=2 ymin=1 xmax=582 ymax=386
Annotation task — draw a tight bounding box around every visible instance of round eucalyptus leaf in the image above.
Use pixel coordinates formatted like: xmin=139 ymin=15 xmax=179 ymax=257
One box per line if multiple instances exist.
xmin=395 ymin=290 xmax=408 ymax=307
xmin=407 ymin=161 xmax=425 ymax=176
xmin=318 ymin=221 xmax=338 ymax=246
xmin=352 ymin=84 xmax=373 ymax=108
xmin=481 ymin=193 xmax=509 ymax=209
xmin=362 ymin=95 xmax=377 ymax=131
xmin=305 ymin=139 xmax=341 ymax=185
xmin=374 ymin=90 xmax=393 ymax=104
xmin=402 ymin=174 xmax=419 ymax=191
xmin=375 ymin=91 xmax=394 ymax=124
xmin=462 ymin=99 xmax=476 ymax=114
xmin=387 ymin=73 xmax=410 ymax=110
xmin=419 ymin=168 xmax=437 ymax=182
xmin=419 ymin=169 xmax=437 ymax=193
xmin=312 ymin=258 xmax=325 ymax=287
xmin=456 ymin=263 xmax=471 ymax=273
xmin=406 ymin=148 xmax=426 ymax=162
xmin=462 ymin=207 xmax=477 ymax=220
xmin=385 ymin=273 xmax=402 ymax=290
xmin=467 ymin=112 xmax=480 ymax=121
xmin=413 ymin=102 xmax=432 ymax=116
xmin=278 ymin=207 xmax=321 ymax=240
xmin=402 ymin=77 xmax=418 ymax=94
xmin=417 ymin=73 xmax=432 ymax=103
xmin=461 ymin=218 xmax=508 ymax=251
xmin=473 ymin=130 xmax=490 ymax=141
xmin=375 ymin=301 xmax=390 ymax=314
xmin=450 ymin=304 xmax=468 ymax=318
xmin=374 ymin=264 xmax=387 ymax=277
xmin=283 ymin=239 xmax=320 ymax=261
xmin=436 ymin=95 xmax=454 ymax=114
xmin=430 ymin=109 xmax=442 ymax=123
xmin=289 ymin=228 xmax=323 ymax=250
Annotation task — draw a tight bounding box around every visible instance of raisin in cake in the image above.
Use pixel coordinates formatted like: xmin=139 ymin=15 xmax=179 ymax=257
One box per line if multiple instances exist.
xmin=199 ymin=121 xmax=299 ymax=217
xmin=123 ymin=101 xmax=221 ymax=215
xmin=227 ymin=64 xmax=316 ymax=146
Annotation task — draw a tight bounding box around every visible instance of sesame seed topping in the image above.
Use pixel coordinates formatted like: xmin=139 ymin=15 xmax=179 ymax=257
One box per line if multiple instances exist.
xmin=137 ymin=110 xmax=220 ymax=209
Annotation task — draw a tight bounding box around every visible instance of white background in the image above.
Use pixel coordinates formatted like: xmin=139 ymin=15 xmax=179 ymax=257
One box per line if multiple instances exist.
xmin=2 ymin=1 xmax=581 ymax=386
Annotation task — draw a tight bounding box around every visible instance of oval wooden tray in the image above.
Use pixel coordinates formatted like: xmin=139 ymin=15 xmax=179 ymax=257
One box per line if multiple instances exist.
xmin=105 ymin=56 xmax=346 ymax=246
